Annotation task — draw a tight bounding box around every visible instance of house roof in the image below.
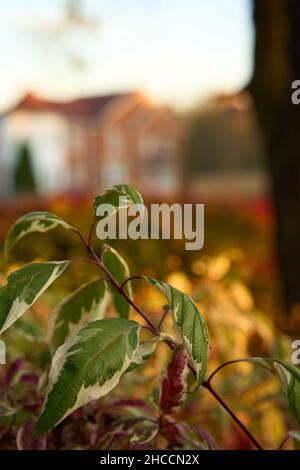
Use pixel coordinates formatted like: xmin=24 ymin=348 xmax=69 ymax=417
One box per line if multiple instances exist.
xmin=8 ymin=92 xmax=135 ymax=119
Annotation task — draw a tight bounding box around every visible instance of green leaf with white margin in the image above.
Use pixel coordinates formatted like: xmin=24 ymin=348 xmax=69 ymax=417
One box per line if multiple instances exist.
xmin=102 ymin=245 xmax=133 ymax=319
xmin=92 ymin=184 xmax=144 ymax=221
xmin=239 ymin=358 xmax=300 ymax=426
xmin=0 ymin=262 xmax=69 ymax=335
xmin=143 ymin=278 xmax=209 ymax=385
xmin=34 ymin=318 xmax=140 ymax=437
xmin=127 ymin=337 xmax=161 ymax=372
xmin=290 ymin=430 xmax=300 ymax=450
xmin=14 ymin=318 xmax=44 ymax=342
xmin=4 ymin=211 xmax=75 ymax=258
xmin=48 ymin=279 xmax=110 ymax=353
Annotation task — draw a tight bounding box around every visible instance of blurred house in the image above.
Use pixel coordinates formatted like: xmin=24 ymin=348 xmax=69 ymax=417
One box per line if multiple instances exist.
xmin=0 ymin=91 xmax=183 ymax=198
xmin=187 ymin=92 xmax=270 ymax=200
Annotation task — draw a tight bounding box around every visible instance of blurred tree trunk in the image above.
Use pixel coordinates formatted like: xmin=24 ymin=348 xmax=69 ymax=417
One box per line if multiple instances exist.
xmin=250 ymin=0 xmax=300 ymax=331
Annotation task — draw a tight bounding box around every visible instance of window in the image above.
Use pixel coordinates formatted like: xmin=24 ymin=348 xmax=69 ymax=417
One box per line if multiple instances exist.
xmin=105 ymin=130 xmax=123 ymax=159
xmin=69 ymin=125 xmax=85 ymax=154
xmin=102 ymin=160 xmax=128 ymax=188
xmin=141 ymin=158 xmax=177 ymax=193
xmin=139 ymin=135 xmax=177 ymax=160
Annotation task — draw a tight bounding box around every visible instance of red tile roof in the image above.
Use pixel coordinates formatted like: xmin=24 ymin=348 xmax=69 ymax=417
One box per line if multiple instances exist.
xmin=10 ymin=92 xmax=133 ymax=118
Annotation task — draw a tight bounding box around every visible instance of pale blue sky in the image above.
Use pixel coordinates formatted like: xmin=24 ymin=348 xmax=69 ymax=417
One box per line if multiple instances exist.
xmin=0 ymin=0 xmax=254 ymax=112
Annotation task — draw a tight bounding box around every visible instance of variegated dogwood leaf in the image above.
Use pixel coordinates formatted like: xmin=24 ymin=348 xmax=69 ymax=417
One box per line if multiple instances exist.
xmin=48 ymin=279 xmax=110 ymax=353
xmin=290 ymin=430 xmax=300 ymax=450
xmin=16 ymin=418 xmax=47 ymax=450
xmin=34 ymin=318 xmax=140 ymax=437
xmin=241 ymin=358 xmax=300 ymax=426
xmin=92 ymin=184 xmax=144 ymax=221
xmin=102 ymin=245 xmax=133 ymax=319
xmin=144 ymin=278 xmax=209 ymax=385
xmin=127 ymin=337 xmax=161 ymax=372
xmin=0 ymin=262 xmax=69 ymax=335
xmin=4 ymin=211 xmax=75 ymax=257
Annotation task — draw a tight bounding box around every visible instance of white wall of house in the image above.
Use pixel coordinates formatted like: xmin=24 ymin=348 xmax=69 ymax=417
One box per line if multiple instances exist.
xmin=0 ymin=111 xmax=70 ymax=196
xmin=101 ymin=127 xmax=129 ymax=187
xmin=139 ymin=133 xmax=179 ymax=195
xmin=0 ymin=117 xmax=18 ymax=196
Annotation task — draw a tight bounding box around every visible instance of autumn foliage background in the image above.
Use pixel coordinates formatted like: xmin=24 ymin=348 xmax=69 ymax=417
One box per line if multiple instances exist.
xmin=0 ymin=194 xmax=294 ymax=449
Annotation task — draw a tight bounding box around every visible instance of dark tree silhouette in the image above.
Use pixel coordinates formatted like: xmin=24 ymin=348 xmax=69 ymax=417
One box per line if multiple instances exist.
xmin=250 ymin=0 xmax=300 ymax=331
xmin=14 ymin=143 xmax=36 ymax=195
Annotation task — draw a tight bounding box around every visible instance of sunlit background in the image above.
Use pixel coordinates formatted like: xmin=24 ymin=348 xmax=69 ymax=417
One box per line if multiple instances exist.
xmin=0 ymin=0 xmax=253 ymax=110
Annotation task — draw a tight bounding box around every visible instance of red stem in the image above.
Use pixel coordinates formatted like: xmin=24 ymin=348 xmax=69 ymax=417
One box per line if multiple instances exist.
xmin=207 ymin=359 xmax=244 ymax=384
xmin=88 ymin=220 xmax=96 ymax=248
xmin=75 ymin=227 xmax=264 ymax=450
xmin=277 ymin=433 xmax=292 ymax=450
xmin=87 ymin=240 xmax=159 ymax=335
xmin=158 ymin=306 xmax=170 ymax=329
xmin=202 ymin=380 xmax=263 ymax=450
xmin=120 ymin=275 xmax=144 ymax=289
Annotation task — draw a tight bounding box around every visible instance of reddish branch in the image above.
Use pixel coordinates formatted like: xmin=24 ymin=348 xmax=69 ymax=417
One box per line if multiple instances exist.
xmin=74 ymin=226 xmax=264 ymax=451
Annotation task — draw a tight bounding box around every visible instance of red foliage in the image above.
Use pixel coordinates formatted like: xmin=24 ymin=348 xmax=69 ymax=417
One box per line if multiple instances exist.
xmin=16 ymin=419 xmax=47 ymax=450
xmin=160 ymin=345 xmax=188 ymax=415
